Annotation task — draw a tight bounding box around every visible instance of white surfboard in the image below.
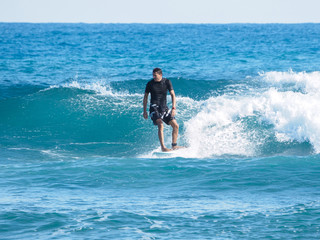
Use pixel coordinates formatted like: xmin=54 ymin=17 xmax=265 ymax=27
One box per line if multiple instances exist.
xmin=152 ymin=146 xmax=186 ymax=157
xmin=152 ymin=151 xmax=174 ymax=157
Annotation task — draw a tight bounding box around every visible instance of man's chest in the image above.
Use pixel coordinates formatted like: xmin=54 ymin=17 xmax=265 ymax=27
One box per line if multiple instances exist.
xmin=150 ymin=82 xmax=167 ymax=95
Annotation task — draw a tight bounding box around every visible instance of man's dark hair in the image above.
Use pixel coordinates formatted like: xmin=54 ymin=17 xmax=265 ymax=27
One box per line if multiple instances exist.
xmin=153 ymin=68 xmax=162 ymax=75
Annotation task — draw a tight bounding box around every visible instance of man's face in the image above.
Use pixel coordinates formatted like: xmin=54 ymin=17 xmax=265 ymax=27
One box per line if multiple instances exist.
xmin=153 ymin=72 xmax=162 ymax=81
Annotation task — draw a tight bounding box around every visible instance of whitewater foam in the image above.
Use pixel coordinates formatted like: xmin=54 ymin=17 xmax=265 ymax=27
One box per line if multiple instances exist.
xmin=259 ymin=70 xmax=320 ymax=94
xmin=63 ymin=81 xmax=142 ymax=97
xmin=183 ymin=96 xmax=259 ymax=158
xmin=64 ymin=81 xmax=116 ymax=96
xmin=181 ymin=71 xmax=320 ymax=157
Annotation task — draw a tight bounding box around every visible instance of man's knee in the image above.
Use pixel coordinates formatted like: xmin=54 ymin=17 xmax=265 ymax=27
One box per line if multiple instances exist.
xmin=156 ymin=119 xmax=163 ymax=128
xmin=171 ymin=120 xmax=179 ymax=130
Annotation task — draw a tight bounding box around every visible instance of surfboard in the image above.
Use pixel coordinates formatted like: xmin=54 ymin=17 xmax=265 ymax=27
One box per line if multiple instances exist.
xmin=152 ymin=151 xmax=174 ymax=157
xmin=152 ymin=146 xmax=186 ymax=157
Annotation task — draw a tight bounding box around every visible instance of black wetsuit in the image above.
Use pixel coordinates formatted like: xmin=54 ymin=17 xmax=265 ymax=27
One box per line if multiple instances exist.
xmin=145 ymin=78 xmax=175 ymax=125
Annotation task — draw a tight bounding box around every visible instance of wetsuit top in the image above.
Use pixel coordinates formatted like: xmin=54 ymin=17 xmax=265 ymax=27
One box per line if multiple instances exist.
xmin=145 ymin=78 xmax=173 ymax=108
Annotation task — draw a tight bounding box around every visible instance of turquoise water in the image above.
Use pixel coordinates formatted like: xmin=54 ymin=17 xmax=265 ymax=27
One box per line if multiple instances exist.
xmin=1 ymin=23 xmax=320 ymax=239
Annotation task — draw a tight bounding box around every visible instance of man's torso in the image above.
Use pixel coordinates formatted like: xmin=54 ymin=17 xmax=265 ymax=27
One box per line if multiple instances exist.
xmin=145 ymin=78 xmax=173 ymax=108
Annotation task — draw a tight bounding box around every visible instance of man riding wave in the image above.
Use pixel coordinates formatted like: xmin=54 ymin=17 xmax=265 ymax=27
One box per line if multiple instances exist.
xmin=143 ymin=68 xmax=182 ymax=152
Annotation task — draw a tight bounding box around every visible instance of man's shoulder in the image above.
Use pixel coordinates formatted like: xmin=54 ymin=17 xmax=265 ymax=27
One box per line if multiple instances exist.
xmin=146 ymin=79 xmax=154 ymax=85
xmin=164 ymin=78 xmax=173 ymax=90
xmin=145 ymin=79 xmax=154 ymax=93
xmin=163 ymin=78 xmax=172 ymax=84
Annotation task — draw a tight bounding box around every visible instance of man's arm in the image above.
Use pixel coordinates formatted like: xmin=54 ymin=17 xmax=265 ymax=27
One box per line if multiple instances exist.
xmin=170 ymin=90 xmax=176 ymax=117
xmin=143 ymin=92 xmax=149 ymax=119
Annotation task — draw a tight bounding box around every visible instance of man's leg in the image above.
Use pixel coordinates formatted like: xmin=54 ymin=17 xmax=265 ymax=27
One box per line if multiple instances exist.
xmin=169 ymin=119 xmax=179 ymax=149
xmin=156 ymin=119 xmax=171 ymax=152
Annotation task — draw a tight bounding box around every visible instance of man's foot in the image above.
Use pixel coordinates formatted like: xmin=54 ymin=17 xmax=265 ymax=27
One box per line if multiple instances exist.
xmin=171 ymin=143 xmax=184 ymax=150
xmin=172 ymin=145 xmax=184 ymax=150
xmin=161 ymin=147 xmax=172 ymax=152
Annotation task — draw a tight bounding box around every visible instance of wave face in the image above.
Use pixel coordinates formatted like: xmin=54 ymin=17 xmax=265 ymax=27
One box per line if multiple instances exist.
xmin=1 ymin=70 xmax=320 ymax=158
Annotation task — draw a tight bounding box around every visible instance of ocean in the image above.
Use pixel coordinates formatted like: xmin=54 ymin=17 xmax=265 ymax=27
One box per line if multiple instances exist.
xmin=1 ymin=23 xmax=320 ymax=239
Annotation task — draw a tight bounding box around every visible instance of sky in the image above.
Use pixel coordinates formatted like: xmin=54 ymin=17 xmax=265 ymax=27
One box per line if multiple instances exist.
xmin=0 ymin=0 xmax=320 ymax=24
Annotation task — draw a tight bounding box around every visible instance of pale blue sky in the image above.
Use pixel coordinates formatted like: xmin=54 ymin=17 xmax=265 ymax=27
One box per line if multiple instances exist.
xmin=0 ymin=0 xmax=320 ymax=23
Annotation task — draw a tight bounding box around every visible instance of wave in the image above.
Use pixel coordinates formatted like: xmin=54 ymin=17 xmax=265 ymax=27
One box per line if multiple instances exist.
xmin=182 ymin=70 xmax=320 ymax=157
xmin=1 ymin=70 xmax=320 ymax=158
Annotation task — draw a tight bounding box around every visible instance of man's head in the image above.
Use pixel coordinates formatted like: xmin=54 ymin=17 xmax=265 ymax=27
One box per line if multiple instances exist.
xmin=153 ymin=68 xmax=162 ymax=82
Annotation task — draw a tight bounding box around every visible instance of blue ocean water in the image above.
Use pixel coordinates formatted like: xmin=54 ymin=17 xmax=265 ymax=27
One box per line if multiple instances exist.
xmin=1 ymin=23 xmax=320 ymax=239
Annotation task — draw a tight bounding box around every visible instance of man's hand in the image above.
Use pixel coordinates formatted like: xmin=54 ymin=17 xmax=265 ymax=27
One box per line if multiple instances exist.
xmin=143 ymin=111 xmax=148 ymax=119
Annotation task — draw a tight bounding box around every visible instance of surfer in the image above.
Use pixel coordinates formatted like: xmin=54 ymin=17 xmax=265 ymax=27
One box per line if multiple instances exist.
xmin=143 ymin=68 xmax=181 ymax=152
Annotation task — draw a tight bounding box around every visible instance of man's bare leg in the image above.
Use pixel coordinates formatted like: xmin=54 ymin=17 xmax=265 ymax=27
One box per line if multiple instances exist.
xmin=169 ymin=120 xmax=181 ymax=150
xmin=156 ymin=119 xmax=171 ymax=152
